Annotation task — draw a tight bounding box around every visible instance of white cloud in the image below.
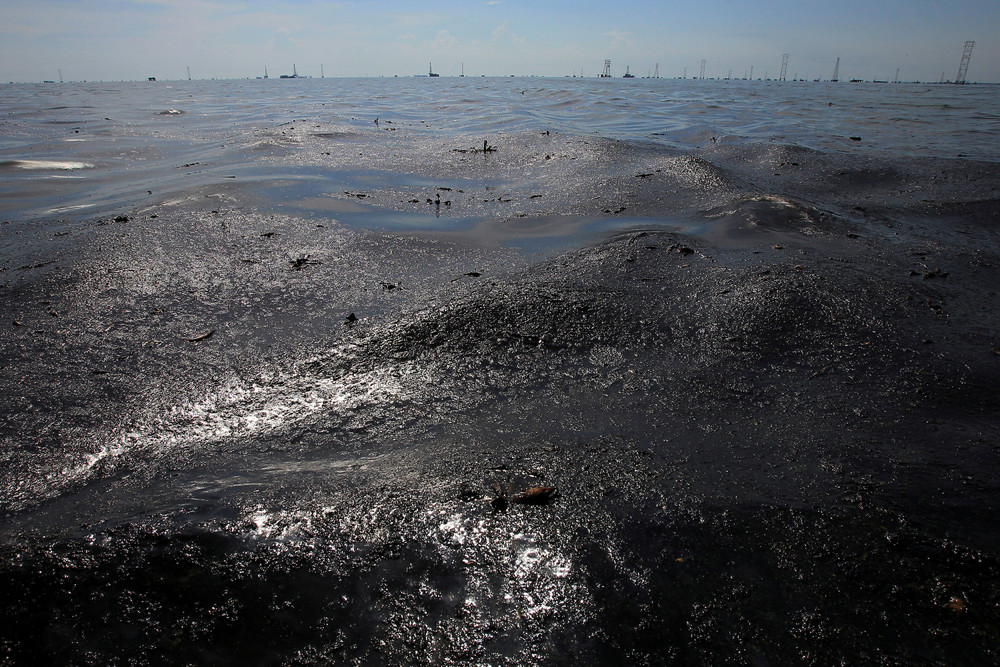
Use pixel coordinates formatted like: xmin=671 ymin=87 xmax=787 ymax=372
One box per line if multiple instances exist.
xmin=492 ymin=22 xmax=524 ymax=44
xmin=431 ymin=29 xmax=459 ymax=49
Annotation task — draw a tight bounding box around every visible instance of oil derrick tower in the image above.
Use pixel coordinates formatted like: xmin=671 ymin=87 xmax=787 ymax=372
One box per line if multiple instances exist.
xmin=699 ymin=59 xmax=706 ymax=79
xmin=831 ymin=57 xmax=840 ymax=82
xmin=779 ymin=54 xmax=789 ymax=81
xmin=601 ymin=59 xmax=612 ymax=78
xmin=956 ymin=41 xmax=975 ymax=84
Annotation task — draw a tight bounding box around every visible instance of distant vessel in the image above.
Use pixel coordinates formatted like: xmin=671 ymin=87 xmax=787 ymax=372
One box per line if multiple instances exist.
xmin=280 ymin=64 xmax=299 ymax=79
xmin=600 ymin=59 xmax=612 ymax=78
xmin=428 ymin=62 xmax=439 ymax=77
xmin=148 ymin=77 xmax=156 ymax=82
xmin=623 ymin=65 xmax=634 ymax=79
xmin=831 ymin=57 xmax=840 ymax=83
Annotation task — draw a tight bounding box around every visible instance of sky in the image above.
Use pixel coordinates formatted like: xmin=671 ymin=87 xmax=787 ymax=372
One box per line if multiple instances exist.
xmin=1 ymin=0 xmax=998 ymax=83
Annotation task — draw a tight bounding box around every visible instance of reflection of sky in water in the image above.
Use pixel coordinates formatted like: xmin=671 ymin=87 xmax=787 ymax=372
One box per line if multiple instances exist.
xmin=161 ymin=363 xmax=412 ymax=440
xmin=238 ymin=503 xmax=583 ymax=623
xmin=433 ymin=509 xmax=582 ymax=622
xmin=54 ymin=348 xmax=431 ymax=495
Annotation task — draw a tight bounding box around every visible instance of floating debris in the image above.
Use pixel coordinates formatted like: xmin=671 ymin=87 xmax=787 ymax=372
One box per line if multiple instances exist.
xmin=668 ymin=243 xmax=695 ymax=256
xmin=184 ymin=330 xmax=215 ymax=342
xmin=456 ymin=139 xmax=498 ymax=154
xmin=511 ymin=486 xmax=559 ymax=505
xmin=489 ymin=483 xmax=509 ymax=512
xmin=290 ymin=255 xmax=321 ymax=270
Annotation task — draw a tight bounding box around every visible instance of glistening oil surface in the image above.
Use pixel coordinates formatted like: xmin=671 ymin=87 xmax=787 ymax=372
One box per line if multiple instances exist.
xmin=1 ymin=77 xmax=999 ymax=665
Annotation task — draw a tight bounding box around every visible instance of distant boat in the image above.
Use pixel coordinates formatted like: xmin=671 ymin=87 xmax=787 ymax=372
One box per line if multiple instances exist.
xmin=280 ymin=64 xmax=299 ymax=79
xmin=428 ymin=62 xmax=439 ymax=77
xmin=623 ymin=66 xmax=634 ymax=79
xmin=148 ymin=77 xmax=156 ymax=82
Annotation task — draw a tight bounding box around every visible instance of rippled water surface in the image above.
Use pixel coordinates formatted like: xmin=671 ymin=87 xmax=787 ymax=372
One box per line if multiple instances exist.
xmin=2 ymin=77 xmax=997 ymax=221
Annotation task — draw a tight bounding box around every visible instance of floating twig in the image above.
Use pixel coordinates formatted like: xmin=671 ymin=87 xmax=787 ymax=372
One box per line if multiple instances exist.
xmin=511 ymin=486 xmax=559 ymax=505
xmin=184 ymin=330 xmax=215 ymax=342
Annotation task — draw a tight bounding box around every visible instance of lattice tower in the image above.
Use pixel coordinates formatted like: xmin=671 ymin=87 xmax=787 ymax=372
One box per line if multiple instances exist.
xmin=956 ymin=41 xmax=975 ymax=84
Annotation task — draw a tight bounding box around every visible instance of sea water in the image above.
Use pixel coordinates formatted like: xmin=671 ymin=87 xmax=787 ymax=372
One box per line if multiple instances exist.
xmin=2 ymin=77 xmax=997 ymax=221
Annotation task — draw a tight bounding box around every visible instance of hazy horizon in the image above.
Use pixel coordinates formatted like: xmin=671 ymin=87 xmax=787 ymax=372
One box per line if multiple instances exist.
xmin=2 ymin=0 xmax=998 ymax=84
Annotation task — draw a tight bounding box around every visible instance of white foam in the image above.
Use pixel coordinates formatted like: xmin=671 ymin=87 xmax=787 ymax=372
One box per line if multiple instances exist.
xmin=3 ymin=159 xmax=94 ymax=170
xmin=44 ymin=203 xmax=96 ymax=214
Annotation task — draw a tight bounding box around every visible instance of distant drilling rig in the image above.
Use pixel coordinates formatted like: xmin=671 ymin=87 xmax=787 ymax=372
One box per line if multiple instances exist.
xmin=779 ymin=54 xmax=789 ymax=81
xmin=955 ymin=41 xmax=975 ymax=84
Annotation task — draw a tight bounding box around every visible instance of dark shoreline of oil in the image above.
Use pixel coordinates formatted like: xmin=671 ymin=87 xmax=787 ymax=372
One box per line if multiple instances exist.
xmin=3 ymin=173 xmax=1000 ymax=662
